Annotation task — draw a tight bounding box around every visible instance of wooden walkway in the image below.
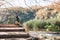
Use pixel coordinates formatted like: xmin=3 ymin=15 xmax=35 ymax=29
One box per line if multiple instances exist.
xmin=0 ymin=24 xmax=32 ymax=40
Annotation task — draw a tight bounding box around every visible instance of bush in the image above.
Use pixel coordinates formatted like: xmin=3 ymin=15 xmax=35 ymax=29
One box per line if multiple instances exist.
xmin=38 ymin=20 xmax=47 ymax=29
xmin=46 ymin=19 xmax=57 ymax=25
xmin=23 ymin=18 xmax=60 ymax=31
xmin=55 ymin=21 xmax=60 ymax=27
xmin=45 ymin=24 xmax=58 ymax=31
xmin=23 ymin=19 xmax=47 ymax=31
xmin=46 ymin=19 xmax=60 ymax=28
xmin=23 ymin=20 xmax=34 ymax=31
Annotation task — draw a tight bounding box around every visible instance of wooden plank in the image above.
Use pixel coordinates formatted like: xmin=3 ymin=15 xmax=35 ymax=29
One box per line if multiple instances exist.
xmin=0 ymin=27 xmax=25 ymax=32
xmin=0 ymin=38 xmax=32 ymax=40
xmin=0 ymin=24 xmax=19 ymax=27
xmin=0 ymin=32 xmax=30 ymax=38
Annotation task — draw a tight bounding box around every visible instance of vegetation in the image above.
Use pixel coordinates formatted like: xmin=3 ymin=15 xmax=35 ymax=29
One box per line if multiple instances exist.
xmin=0 ymin=2 xmax=60 ymax=32
xmin=23 ymin=18 xmax=60 ymax=32
xmin=0 ymin=7 xmax=35 ymax=24
xmin=45 ymin=24 xmax=57 ymax=32
xmin=23 ymin=19 xmax=46 ymax=31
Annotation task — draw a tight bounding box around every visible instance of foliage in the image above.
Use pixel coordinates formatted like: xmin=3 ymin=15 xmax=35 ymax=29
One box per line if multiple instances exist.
xmin=46 ymin=19 xmax=57 ymax=25
xmin=55 ymin=20 xmax=60 ymax=27
xmin=45 ymin=24 xmax=58 ymax=31
xmin=23 ymin=18 xmax=60 ymax=31
xmin=23 ymin=20 xmax=34 ymax=31
xmin=23 ymin=19 xmax=47 ymax=31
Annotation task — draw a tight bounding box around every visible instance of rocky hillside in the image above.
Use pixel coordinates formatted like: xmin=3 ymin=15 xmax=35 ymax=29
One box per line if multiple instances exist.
xmin=0 ymin=7 xmax=35 ymax=24
xmin=0 ymin=2 xmax=60 ymax=24
xmin=35 ymin=2 xmax=60 ymax=20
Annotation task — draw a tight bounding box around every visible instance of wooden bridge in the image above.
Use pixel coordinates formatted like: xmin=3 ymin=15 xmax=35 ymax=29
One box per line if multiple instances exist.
xmin=0 ymin=24 xmax=32 ymax=40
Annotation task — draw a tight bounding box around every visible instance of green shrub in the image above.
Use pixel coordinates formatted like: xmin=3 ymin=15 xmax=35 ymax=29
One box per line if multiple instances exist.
xmin=45 ymin=24 xmax=58 ymax=31
xmin=55 ymin=21 xmax=60 ymax=27
xmin=37 ymin=20 xmax=47 ymax=29
xmin=23 ymin=19 xmax=47 ymax=31
xmin=23 ymin=18 xmax=60 ymax=31
xmin=23 ymin=20 xmax=34 ymax=31
xmin=46 ymin=19 xmax=57 ymax=25
xmin=32 ymin=20 xmax=39 ymax=31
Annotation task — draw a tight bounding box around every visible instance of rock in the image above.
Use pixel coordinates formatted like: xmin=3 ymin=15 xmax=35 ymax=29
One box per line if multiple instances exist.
xmin=29 ymin=31 xmax=60 ymax=40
